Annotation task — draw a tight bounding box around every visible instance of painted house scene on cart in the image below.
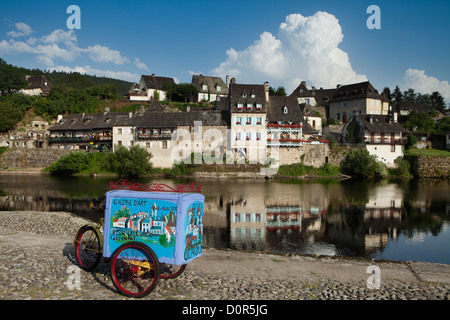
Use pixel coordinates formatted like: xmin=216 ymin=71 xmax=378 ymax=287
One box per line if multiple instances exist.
xmin=103 ymin=190 xmax=204 ymax=265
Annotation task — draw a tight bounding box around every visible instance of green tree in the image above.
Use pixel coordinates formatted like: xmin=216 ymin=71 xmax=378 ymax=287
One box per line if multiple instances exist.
xmin=269 ymin=86 xmax=287 ymax=96
xmin=107 ymin=145 xmax=153 ymax=177
xmin=430 ymin=92 xmax=446 ymax=112
xmin=341 ymin=148 xmax=385 ymax=179
xmin=176 ymin=83 xmax=198 ymax=103
xmin=404 ymin=110 xmax=435 ymax=133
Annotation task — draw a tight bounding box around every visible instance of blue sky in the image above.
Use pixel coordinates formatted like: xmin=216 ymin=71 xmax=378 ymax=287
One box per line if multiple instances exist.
xmin=1 ymin=0 xmax=449 ymax=102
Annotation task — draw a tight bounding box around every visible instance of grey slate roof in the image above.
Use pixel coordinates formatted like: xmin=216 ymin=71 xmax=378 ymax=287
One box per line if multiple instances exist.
xmin=49 ymin=103 xmax=228 ymax=132
xmin=141 ymin=75 xmax=175 ymax=90
xmin=228 ymin=82 xmax=267 ymax=113
xmin=27 ymin=76 xmax=52 ymax=91
xmin=191 ymin=75 xmax=229 ymax=95
xmin=396 ymin=100 xmax=428 ymax=113
xmin=356 ymin=114 xmax=406 ymax=133
xmin=267 ymin=95 xmax=318 ymax=134
xmin=330 ymin=81 xmax=389 ymax=103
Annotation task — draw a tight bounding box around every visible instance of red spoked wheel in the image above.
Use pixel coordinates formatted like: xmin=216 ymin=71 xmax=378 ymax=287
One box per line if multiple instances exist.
xmin=110 ymin=242 xmax=160 ymax=298
xmin=160 ymin=263 xmax=187 ymax=279
xmin=74 ymin=226 xmax=102 ymax=271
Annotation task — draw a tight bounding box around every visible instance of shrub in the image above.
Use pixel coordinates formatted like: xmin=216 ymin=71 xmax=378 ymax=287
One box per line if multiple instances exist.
xmin=48 ymin=152 xmax=90 ymax=175
xmin=106 ymin=145 xmax=153 ymax=177
xmin=341 ymin=148 xmax=385 ymax=179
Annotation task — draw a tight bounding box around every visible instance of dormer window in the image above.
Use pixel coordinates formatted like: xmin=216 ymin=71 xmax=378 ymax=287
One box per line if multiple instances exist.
xmin=216 ymin=85 xmax=221 ymax=92
xmin=256 ymin=103 xmax=262 ymax=110
xmin=242 ymin=92 xmax=247 ymax=98
xmin=247 ymin=103 xmax=253 ymax=110
xmin=237 ymin=103 xmax=243 ymax=110
xmin=251 ymin=92 xmax=256 ymax=98
xmin=283 ymin=106 xmax=288 ymax=114
xmin=202 ymin=84 xmax=208 ymax=91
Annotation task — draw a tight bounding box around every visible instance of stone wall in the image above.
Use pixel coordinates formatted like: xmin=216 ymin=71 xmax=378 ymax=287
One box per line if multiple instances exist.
xmin=406 ymin=155 xmax=450 ymax=178
xmin=0 ymin=148 xmax=70 ymax=169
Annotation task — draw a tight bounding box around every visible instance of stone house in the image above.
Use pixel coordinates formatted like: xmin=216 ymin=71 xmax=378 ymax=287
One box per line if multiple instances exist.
xmin=342 ymin=114 xmax=407 ymax=167
xmin=128 ymin=74 xmax=175 ymax=101
xmin=328 ymin=81 xmax=390 ymax=123
xmin=191 ymin=74 xmax=229 ymax=102
xmin=19 ymin=75 xmax=52 ymax=96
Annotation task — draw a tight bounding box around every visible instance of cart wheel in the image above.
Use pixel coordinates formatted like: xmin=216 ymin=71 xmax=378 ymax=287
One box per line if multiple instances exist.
xmin=110 ymin=242 xmax=160 ymax=298
xmin=160 ymin=263 xmax=187 ymax=279
xmin=74 ymin=225 xmax=102 ymax=271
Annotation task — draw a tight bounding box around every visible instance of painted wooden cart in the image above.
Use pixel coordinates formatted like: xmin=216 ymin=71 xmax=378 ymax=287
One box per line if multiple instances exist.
xmin=73 ymin=179 xmax=204 ymax=298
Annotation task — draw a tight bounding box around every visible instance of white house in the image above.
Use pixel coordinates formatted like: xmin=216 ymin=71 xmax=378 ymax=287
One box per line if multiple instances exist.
xmin=342 ymin=114 xmax=407 ymax=167
xmin=128 ymin=74 xmax=175 ymax=101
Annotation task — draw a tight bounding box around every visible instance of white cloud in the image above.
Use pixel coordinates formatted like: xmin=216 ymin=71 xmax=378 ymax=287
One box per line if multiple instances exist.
xmin=2 ymin=23 xmax=131 ymax=68
xmin=6 ymin=22 xmax=33 ymax=38
xmin=41 ymin=29 xmax=77 ymax=45
xmin=213 ymin=11 xmax=367 ymax=92
xmin=86 ymin=44 xmax=129 ymax=65
xmin=49 ymin=65 xmax=139 ymax=82
xmin=402 ymin=68 xmax=450 ymax=103
xmin=134 ymin=58 xmax=149 ymax=71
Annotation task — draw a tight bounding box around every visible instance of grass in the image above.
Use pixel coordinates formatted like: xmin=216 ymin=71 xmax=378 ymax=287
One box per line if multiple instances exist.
xmin=404 ymin=148 xmax=450 ymax=156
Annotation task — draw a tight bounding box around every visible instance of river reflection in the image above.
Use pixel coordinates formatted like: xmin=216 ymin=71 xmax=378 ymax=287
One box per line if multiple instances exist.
xmin=0 ymin=174 xmax=449 ymax=264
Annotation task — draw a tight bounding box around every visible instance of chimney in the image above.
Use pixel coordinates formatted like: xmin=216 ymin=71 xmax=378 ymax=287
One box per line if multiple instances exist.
xmin=226 ymin=75 xmax=230 ymax=87
xmin=151 ymin=74 xmax=155 ymax=77
xmin=264 ymin=81 xmax=269 ymax=102
xmin=311 ymin=86 xmax=316 ymax=96
xmin=230 ymin=77 xmax=236 ymax=85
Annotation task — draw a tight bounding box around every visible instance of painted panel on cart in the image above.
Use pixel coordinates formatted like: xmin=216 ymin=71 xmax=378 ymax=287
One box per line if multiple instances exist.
xmin=184 ymin=201 xmax=204 ymax=262
xmin=108 ymin=197 xmax=178 ymax=259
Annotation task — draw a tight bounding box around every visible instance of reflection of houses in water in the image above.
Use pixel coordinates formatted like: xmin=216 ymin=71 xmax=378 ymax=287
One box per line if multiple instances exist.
xmin=363 ymin=185 xmax=404 ymax=254
xmin=229 ymin=189 xmax=327 ymax=252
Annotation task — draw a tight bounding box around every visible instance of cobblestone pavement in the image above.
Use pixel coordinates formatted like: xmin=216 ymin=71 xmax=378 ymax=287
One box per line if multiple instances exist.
xmin=0 ymin=211 xmax=449 ymax=301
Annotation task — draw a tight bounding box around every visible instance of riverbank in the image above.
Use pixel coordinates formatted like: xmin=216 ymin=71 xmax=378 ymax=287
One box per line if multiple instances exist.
xmin=0 ymin=210 xmax=449 ymax=301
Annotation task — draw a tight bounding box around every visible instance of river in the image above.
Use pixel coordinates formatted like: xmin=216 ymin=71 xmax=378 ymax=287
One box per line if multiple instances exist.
xmin=0 ymin=173 xmax=449 ymax=264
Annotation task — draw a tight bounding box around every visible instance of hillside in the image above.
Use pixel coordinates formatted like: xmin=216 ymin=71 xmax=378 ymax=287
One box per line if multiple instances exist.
xmin=0 ymin=58 xmax=133 ymax=96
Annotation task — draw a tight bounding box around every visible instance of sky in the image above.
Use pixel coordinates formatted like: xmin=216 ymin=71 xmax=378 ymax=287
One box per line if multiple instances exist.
xmin=1 ymin=0 xmax=449 ymax=103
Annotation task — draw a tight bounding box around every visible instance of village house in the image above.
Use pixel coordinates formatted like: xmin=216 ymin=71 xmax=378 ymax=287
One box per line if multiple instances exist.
xmin=191 ymin=74 xmax=229 ymax=102
xmin=328 ymin=81 xmax=390 ymax=123
xmin=128 ymin=74 xmax=175 ymax=101
xmin=342 ymin=113 xmax=407 ymax=167
xmin=226 ymin=79 xmax=269 ymax=163
xmin=19 ymin=75 xmax=52 ymax=96
xmin=0 ymin=119 xmax=49 ymax=148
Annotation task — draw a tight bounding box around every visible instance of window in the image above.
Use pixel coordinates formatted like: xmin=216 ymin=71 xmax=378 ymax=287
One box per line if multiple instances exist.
xmin=236 ymin=117 xmax=242 ymax=125
xmin=162 ymin=141 xmax=168 ymax=149
xmin=256 ymin=117 xmax=262 ymax=125
xmin=251 ymin=93 xmax=256 ymax=98
xmin=246 ymin=132 xmax=251 ymax=140
xmin=146 ymin=142 xmax=151 ymax=148
xmin=283 ymin=106 xmax=288 ymax=114
xmin=216 ymin=85 xmax=221 ymax=92
xmin=202 ymin=84 xmax=208 ymax=91
xmin=256 ymin=103 xmax=262 ymax=110
xmin=237 ymin=103 xmax=243 ymax=110
xmin=246 ymin=117 xmax=251 ymax=125
xmin=117 ymin=128 xmax=122 ymax=134
xmin=117 ymin=141 xmax=122 ymax=146
xmin=242 ymin=93 xmax=247 ymax=98
xmin=235 ymin=132 xmax=241 ymax=141
xmin=247 ymin=103 xmax=253 ymax=110
xmin=256 ymin=132 xmax=261 ymax=141
xmin=391 ymin=145 xmax=395 ymax=152
xmin=336 ymin=113 xmax=341 ymax=120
